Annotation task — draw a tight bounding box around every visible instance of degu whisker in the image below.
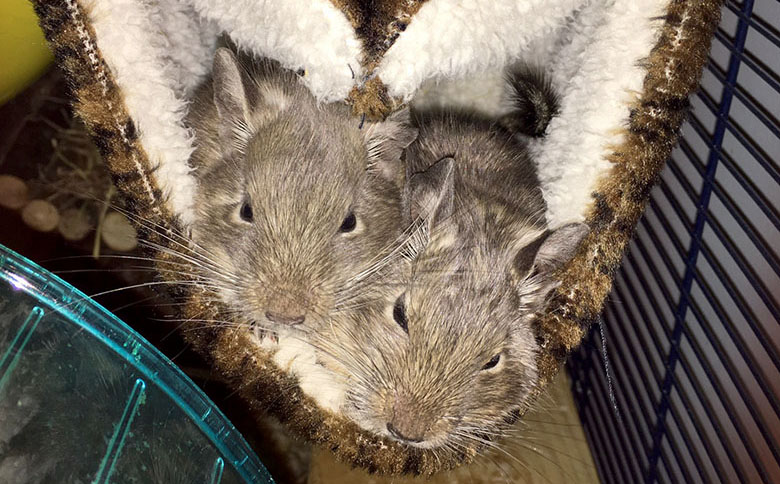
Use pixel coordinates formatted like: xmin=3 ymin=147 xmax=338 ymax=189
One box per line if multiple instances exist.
xmin=138 ymin=239 xmax=234 ymax=283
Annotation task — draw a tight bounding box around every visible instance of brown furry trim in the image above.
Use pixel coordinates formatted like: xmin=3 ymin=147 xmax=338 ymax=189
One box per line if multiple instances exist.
xmin=530 ymin=0 xmax=724 ymax=393
xmin=348 ymin=75 xmax=397 ymax=119
xmin=329 ymin=0 xmax=427 ymax=67
xmin=330 ymin=0 xmax=428 ymax=120
xmin=32 ymin=0 xmax=178 ymax=244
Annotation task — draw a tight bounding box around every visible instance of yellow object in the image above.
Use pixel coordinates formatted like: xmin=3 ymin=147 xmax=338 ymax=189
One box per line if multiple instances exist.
xmin=0 ymin=0 xmax=53 ymax=105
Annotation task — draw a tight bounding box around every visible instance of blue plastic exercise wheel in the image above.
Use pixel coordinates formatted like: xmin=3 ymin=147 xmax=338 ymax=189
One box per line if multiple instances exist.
xmin=0 ymin=244 xmax=274 ymax=484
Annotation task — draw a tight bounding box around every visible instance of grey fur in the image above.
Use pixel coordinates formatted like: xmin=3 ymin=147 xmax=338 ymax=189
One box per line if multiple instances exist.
xmin=315 ymin=112 xmax=588 ymax=451
xmin=500 ymin=64 xmax=560 ymax=137
xmin=187 ymin=48 xmax=416 ymax=336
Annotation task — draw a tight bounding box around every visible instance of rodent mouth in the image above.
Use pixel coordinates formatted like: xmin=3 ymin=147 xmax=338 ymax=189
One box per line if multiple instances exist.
xmin=384 ymin=431 xmax=448 ymax=450
xmin=249 ymin=321 xmax=278 ymax=344
xmin=342 ymin=396 xmax=455 ymax=450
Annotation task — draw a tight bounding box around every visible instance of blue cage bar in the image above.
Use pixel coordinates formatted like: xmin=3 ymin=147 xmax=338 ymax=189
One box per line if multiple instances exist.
xmin=568 ymin=1 xmax=780 ymax=483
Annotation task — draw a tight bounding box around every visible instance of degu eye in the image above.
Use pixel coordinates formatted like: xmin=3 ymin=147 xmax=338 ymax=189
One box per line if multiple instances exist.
xmin=239 ymin=199 xmax=253 ymax=222
xmin=339 ymin=211 xmax=357 ymax=233
xmin=481 ymin=353 xmax=501 ymax=371
xmin=393 ymin=295 xmax=408 ymax=333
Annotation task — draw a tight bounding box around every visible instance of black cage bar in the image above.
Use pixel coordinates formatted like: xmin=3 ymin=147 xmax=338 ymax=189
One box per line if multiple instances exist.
xmin=567 ymin=1 xmax=780 ymax=482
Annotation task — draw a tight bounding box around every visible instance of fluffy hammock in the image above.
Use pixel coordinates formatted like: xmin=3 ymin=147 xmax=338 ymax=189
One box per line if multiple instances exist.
xmin=33 ymin=0 xmax=721 ymax=476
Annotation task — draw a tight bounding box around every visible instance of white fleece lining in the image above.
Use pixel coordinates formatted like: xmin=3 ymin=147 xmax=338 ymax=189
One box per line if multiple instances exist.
xmin=188 ymin=0 xmax=363 ymax=102
xmin=531 ymin=0 xmax=669 ymax=228
xmin=411 ymin=71 xmax=509 ymax=118
xmin=83 ymin=0 xmax=201 ymax=224
xmin=384 ymin=0 xmax=669 ymax=228
xmin=77 ymin=0 xmax=671 ymax=412
xmin=65 ymin=0 xmax=164 ymax=216
xmin=377 ymin=0 xmax=588 ymax=102
xmin=260 ymin=333 xmax=348 ymax=414
xmin=149 ymin=0 xmax=221 ymax=96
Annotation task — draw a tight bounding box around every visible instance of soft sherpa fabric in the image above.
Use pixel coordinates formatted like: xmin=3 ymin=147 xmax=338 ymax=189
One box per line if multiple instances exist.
xmin=376 ymin=0 xmax=586 ymax=102
xmin=531 ymin=0 xmax=669 ymax=228
xmin=81 ymin=0 xmax=212 ymax=225
xmin=381 ymin=0 xmax=668 ymax=228
xmin=33 ymin=0 xmax=723 ymax=475
xmin=188 ymin=0 xmax=363 ymax=102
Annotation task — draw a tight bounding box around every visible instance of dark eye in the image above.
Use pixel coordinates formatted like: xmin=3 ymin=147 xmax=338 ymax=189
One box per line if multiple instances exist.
xmin=239 ymin=199 xmax=253 ymax=222
xmin=393 ymin=296 xmax=408 ymax=333
xmin=481 ymin=353 xmax=501 ymax=370
xmin=339 ymin=211 xmax=357 ymax=233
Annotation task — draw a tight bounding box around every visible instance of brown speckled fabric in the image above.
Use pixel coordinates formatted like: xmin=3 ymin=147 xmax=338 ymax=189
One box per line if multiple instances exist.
xmin=330 ymin=0 xmax=427 ymax=66
xmin=32 ymin=0 xmax=179 ymax=256
xmin=331 ymin=0 xmax=429 ymax=118
xmin=531 ymin=1 xmax=723 ymax=394
xmin=33 ymin=0 xmax=722 ymax=476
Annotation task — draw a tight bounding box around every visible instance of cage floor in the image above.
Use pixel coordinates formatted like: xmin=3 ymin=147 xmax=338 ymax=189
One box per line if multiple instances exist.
xmin=307 ymin=371 xmax=599 ymax=484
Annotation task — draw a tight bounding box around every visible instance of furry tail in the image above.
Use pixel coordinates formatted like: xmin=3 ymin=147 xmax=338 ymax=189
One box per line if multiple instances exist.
xmin=501 ymin=65 xmax=560 ymax=138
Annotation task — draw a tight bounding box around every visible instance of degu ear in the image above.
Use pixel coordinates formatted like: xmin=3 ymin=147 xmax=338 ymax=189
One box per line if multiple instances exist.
xmin=212 ymin=48 xmax=251 ymax=145
xmin=534 ymin=223 xmax=589 ymax=272
xmin=363 ymin=108 xmax=418 ymax=183
xmin=515 ymin=223 xmax=589 ymax=278
xmin=513 ymin=223 xmax=589 ymax=304
xmin=406 ymin=156 xmax=455 ymax=231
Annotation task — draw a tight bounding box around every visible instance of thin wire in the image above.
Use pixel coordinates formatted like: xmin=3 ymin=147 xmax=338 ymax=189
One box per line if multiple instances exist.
xmin=598 ymin=318 xmax=622 ymax=425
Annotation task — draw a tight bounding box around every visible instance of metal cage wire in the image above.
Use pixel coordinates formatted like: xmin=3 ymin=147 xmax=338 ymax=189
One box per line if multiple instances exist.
xmin=567 ymin=1 xmax=780 ymax=483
